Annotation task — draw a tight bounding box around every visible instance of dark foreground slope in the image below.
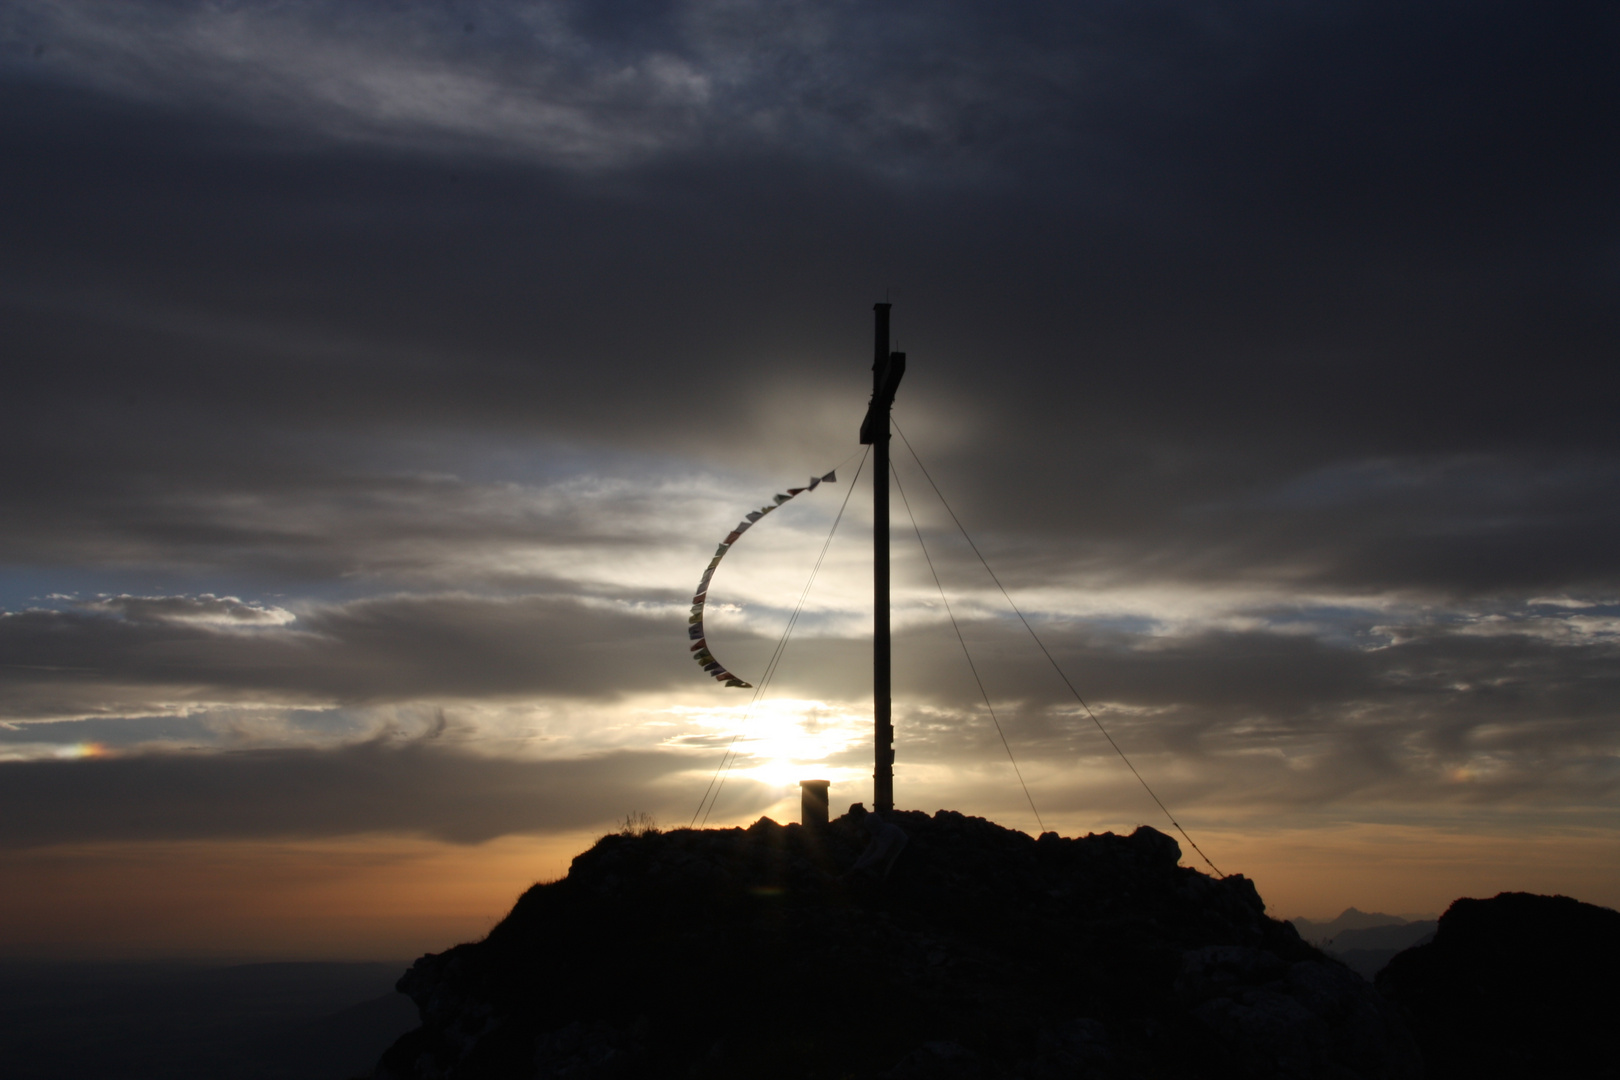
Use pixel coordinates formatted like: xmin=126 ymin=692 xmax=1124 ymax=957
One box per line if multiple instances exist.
xmin=376 ymin=810 xmax=1420 ymax=1079
xmin=1377 ymin=892 xmax=1620 ymax=1080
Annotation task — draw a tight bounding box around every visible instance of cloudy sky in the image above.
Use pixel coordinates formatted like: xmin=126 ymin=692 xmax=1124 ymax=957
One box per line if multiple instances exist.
xmin=2 ymin=0 xmax=1617 ymax=958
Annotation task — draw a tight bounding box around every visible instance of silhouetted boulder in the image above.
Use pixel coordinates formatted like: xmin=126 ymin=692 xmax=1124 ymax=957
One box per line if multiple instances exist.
xmin=375 ymin=810 xmax=1421 ymax=1079
xmin=1376 ymin=891 xmax=1620 ymax=1079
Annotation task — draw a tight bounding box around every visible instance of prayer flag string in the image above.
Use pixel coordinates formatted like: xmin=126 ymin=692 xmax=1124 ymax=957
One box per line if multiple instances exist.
xmin=688 ymin=470 xmax=838 ymax=688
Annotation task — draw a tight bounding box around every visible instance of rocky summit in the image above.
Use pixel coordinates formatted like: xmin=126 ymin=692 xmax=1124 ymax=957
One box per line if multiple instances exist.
xmin=1376 ymin=891 xmax=1620 ymax=1079
xmin=374 ymin=809 xmax=1421 ymax=1079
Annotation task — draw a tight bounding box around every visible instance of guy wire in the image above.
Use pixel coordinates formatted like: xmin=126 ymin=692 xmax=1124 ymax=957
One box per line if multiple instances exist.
xmin=891 ymin=420 xmax=1224 ymax=878
xmin=892 ymin=459 xmax=1046 ymax=835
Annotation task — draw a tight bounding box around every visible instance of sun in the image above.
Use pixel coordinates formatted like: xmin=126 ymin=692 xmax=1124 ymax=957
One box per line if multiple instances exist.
xmin=676 ymin=697 xmax=871 ymax=790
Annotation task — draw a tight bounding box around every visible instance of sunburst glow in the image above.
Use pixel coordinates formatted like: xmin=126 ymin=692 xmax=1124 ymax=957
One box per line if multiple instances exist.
xmin=666 ymin=698 xmax=871 ymax=789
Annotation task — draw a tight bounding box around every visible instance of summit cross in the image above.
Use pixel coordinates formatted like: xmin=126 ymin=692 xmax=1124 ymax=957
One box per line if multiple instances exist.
xmin=860 ymin=303 xmax=906 ymax=813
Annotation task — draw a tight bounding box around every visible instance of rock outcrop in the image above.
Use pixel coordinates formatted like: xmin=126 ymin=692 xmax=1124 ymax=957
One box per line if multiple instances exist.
xmin=375 ymin=809 xmax=1421 ymax=1079
xmin=1376 ymin=891 xmax=1620 ymax=1079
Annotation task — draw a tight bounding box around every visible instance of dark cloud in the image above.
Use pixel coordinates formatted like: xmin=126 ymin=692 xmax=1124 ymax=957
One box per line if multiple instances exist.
xmin=0 ymin=737 xmax=748 ymax=847
xmin=1 ymin=2 xmax=1614 ymax=597
xmin=880 ymin=610 xmax=1620 ymax=809
xmin=0 ymin=593 xmax=694 ymax=719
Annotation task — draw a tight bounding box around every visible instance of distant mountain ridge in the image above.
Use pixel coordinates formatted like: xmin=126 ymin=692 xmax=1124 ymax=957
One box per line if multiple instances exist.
xmin=1325 ymin=923 xmax=1437 ymax=980
xmin=1288 ymin=907 xmax=1437 ymax=944
xmin=1324 ymin=922 xmax=1437 ymax=952
xmin=1286 ymin=908 xmax=1441 ymax=980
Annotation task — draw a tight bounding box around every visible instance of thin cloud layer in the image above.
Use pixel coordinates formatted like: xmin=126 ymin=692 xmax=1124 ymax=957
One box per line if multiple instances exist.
xmin=0 ymin=737 xmax=726 ymax=847
xmin=86 ymin=593 xmax=295 ymax=627
xmin=4 ymin=588 xmax=1614 ymax=829
xmin=0 ymin=592 xmax=693 ymax=720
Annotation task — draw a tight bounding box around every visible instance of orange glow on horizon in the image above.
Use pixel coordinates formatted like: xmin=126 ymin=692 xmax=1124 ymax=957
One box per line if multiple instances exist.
xmin=0 ymin=832 xmax=601 ymax=961
xmin=0 ymin=821 xmax=1615 ymax=960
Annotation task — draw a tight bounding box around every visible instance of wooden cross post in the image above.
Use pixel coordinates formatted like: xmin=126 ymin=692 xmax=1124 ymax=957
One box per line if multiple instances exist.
xmin=860 ymin=303 xmax=906 ymax=813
